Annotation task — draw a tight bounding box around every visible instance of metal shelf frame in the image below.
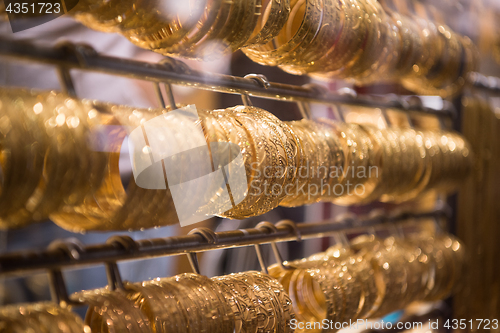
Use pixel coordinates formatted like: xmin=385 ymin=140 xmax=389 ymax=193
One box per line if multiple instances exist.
xmin=0 ymin=37 xmax=454 ymax=277
xmin=0 ymin=209 xmax=447 ymax=277
xmin=0 ymin=37 xmax=460 ymax=308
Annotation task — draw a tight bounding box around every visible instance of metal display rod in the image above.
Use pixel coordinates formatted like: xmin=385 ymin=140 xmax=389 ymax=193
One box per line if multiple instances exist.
xmin=469 ymin=72 xmax=500 ymax=94
xmin=0 ymin=37 xmax=456 ymax=118
xmin=0 ymin=209 xmax=446 ymax=276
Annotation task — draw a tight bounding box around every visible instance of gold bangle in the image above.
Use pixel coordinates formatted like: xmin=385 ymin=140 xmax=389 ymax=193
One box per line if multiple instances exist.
xmin=278 ymin=0 xmax=342 ymax=75
xmin=244 ymin=0 xmax=291 ymax=46
xmin=243 ymin=0 xmax=325 ymax=67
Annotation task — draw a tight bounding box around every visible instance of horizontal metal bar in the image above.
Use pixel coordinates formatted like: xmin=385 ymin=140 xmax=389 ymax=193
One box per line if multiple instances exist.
xmin=469 ymin=72 xmax=500 ymax=95
xmin=0 ymin=38 xmax=455 ymax=118
xmin=0 ymin=210 xmax=446 ymax=277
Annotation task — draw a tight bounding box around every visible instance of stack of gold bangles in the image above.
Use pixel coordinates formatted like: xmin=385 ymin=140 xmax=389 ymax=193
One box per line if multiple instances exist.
xmin=0 ymin=88 xmax=472 ymax=230
xmin=67 ymin=0 xmax=478 ymax=96
xmin=0 ymin=231 xmax=465 ymax=333
xmin=74 ymin=271 xmax=295 ymax=333
xmin=0 ymin=88 xmax=179 ymax=231
xmin=0 ymin=271 xmax=295 ymax=333
xmin=0 ymin=302 xmax=86 ymax=332
xmin=269 ymin=232 xmax=466 ymax=333
xmin=243 ymin=0 xmax=478 ymax=97
xmin=70 ymin=0 xmax=289 ymax=61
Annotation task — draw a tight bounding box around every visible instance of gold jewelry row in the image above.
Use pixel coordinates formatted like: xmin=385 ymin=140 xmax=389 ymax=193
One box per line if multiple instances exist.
xmin=0 ymin=231 xmax=464 ymax=332
xmin=269 ymin=231 xmax=465 ymax=332
xmin=0 ymin=87 xmax=472 ymax=231
xmin=68 ymin=0 xmax=478 ymax=96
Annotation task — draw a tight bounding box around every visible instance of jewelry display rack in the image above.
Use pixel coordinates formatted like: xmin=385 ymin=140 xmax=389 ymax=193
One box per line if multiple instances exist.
xmin=0 ymin=208 xmax=448 ymax=306
xmin=0 ymin=36 xmax=469 ymax=313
